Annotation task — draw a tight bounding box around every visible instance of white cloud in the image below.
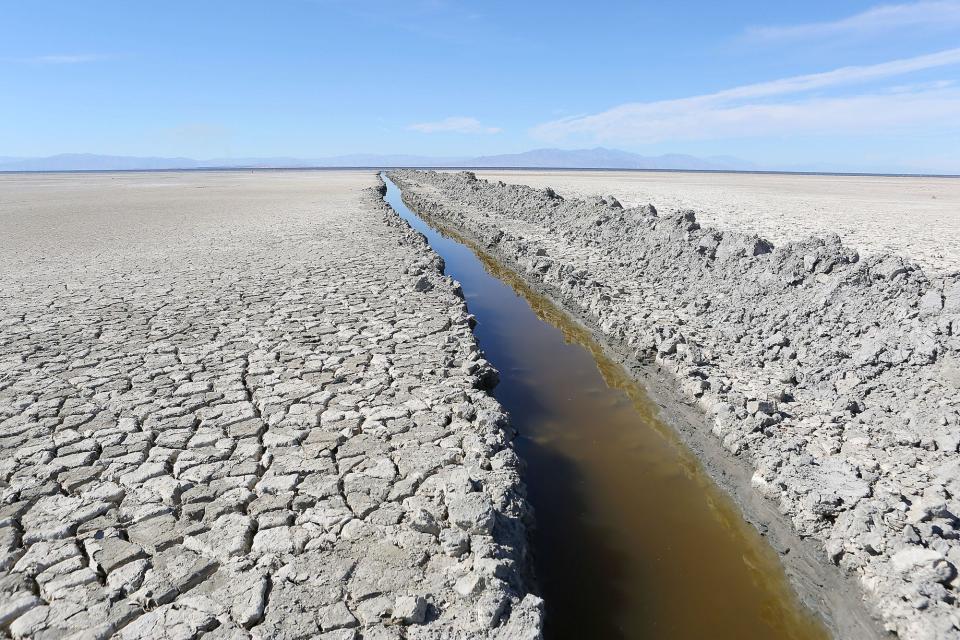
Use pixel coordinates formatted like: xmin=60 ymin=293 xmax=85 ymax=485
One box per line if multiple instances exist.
xmin=746 ymin=1 xmax=960 ymax=41
xmin=542 ymin=88 xmax=960 ymax=143
xmin=531 ymin=48 xmax=960 ymax=144
xmin=714 ymin=48 xmax=960 ymax=100
xmin=408 ymin=116 xmax=501 ymax=134
xmin=28 ymin=54 xmax=106 ymax=64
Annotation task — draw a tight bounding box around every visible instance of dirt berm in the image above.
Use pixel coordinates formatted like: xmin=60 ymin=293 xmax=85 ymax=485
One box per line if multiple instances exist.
xmin=390 ymin=169 xmax=960 ymax=640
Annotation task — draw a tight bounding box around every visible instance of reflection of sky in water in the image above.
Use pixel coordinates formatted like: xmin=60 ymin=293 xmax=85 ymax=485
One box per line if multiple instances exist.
xmin=382 ymin=174 xmax=828 ymax=640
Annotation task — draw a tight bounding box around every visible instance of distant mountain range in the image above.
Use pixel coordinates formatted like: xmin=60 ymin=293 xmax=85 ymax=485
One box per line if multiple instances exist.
xmin=0 ymin=148 xmax=759 ymax=172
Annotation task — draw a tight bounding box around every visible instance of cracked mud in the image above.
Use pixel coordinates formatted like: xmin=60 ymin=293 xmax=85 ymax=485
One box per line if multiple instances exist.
xmin=0 ymin=171 xmax=541 ymax=639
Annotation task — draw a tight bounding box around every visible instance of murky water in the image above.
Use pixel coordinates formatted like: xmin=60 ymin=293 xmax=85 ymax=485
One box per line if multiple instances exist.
xmin=381 ymin=174 xmax=830 ymax=640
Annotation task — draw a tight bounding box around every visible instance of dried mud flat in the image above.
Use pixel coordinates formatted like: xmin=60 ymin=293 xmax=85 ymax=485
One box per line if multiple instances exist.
xmin=472 ymin=170 xmax=960 ymax=275
xmin=0 ymin=171 xmax=542 ymax=639
xmin=393 ymin=170 xmax=960 ymax=640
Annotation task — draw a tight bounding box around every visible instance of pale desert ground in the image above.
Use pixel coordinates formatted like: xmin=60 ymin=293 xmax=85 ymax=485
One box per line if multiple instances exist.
xmin=2 ymin=168 xmax=957 ymax=639
xmin=0 ymin=170 xmax=540 ymax=638
xmin=473 ymin=170 xmax=960 ymax=274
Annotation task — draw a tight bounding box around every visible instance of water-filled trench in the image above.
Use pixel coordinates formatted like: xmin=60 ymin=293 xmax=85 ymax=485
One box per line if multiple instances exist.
xmin=381 ymin=173 xmax=830 ymax=640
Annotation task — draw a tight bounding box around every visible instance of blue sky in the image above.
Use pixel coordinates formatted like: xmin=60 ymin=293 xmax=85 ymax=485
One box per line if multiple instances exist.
xmin=2 ymin=1 xmax=960 ymax=172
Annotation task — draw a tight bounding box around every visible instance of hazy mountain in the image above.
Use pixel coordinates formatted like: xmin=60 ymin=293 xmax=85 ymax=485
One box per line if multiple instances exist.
xmin=307 ymin=153 xmax=470 ymax=167
xmin=0 ymin=148 xmax=756 ymax=172
xmin=0 ymin=153 xmax=201 ymax=171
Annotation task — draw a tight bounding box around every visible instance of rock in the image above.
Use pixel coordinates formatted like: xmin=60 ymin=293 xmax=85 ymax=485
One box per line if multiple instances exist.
xmin=251 ymin=527 xmax=295 ymax=557
xmin=117 ymin=601 xmax=218 ymax=639
xmin=696 ymin=234 xmax=720 ymax=258
xmin=392 ymin=595 xmax=427 ymax=625
xmin=763 ymin=332 xmax=789 ymax=349
xmin=174 ymin=381 xmax=213 ymax=396
xmin=414 ymin=276 xmax=434 ymax=292
xmin=446 ymin=493 xmax=495 ymax=534
xmin=0 ymin=594 xmax=41 ymax=630
xmin=87 ymin=537 xmax=147 ymax=574
xmin=873 ymin=256 xmax=910 ymax=280
xmin=494 ymin=594 xmax=544 ymax=640
xmin=439 ymin=528 xmax=470 ymax=557
xmin=716 ymin=234 xmax=772 ymax=260
xmin=891 ymin=546 xmax=956 ymax=583
xmin=126 ymin=514 xmax=182 ymax=552
xmin=657 ymin=337 xmax=679 ymax=355
xmin=746 ymin=399 xmax=777 ymax=415
xmin=919 ymin=289 xmax=944 ymax=314
xmin=354 ymin=596 xmax=393 ymax=626
xmin=107 ymin=559 xmax=149 ymax=597
xmin=453 ymin=573 xmax=484 ymax=597
xmin=230 ymin=573 xmax=269 ymax=628
xmin=943 ymin=281 xmax=960 ymax=313
xmin=475 ymin=589 xmax=509 ymax=629
xmin=407 ymin=509 xmax=439 ymax=535
xmin=933 ymin=428 xmax=960 ymax=453
xmin=183 ymin=513 xmax=254 ymax=561
xmin=131 ymin=546 xmax=218 ymax=607
xmin=319 ymin=602 xmax=358 ymax=631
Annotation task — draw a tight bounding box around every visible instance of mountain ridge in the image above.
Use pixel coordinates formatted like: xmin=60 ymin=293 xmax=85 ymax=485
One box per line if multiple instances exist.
xmin=0 ymin=148 xmax=755 ymax=172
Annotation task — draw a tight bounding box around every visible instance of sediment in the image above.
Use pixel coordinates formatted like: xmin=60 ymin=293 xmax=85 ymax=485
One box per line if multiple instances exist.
xmin=391 ymin=169 xmax=960 ymax=640
xmin=0 ymin=172 xmax=541 ymax=639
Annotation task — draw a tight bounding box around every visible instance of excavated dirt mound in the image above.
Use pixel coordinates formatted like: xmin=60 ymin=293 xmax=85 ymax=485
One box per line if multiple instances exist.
xmin=392 ymin=169 xmax=960 ymax=640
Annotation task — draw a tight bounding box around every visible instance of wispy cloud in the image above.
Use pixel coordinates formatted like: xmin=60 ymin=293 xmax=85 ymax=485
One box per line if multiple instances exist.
xmin=21 ymin=54 xmax=108 ymax=64
xmin=408 ymin=116 xmax=502 ymax=134
xmin=531 ymin=48 xmax=960 ymax=144
xmin=746 ymin=1 xmax=960 ymax=42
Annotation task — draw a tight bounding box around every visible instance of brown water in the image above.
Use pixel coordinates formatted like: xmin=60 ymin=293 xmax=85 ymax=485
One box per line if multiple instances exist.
xmin=382 ymin=175 xmax=830 ymax=640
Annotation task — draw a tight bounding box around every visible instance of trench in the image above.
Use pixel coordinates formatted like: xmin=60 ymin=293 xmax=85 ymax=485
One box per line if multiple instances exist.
xmin=381 ymin=173 xmax=831 ymax=640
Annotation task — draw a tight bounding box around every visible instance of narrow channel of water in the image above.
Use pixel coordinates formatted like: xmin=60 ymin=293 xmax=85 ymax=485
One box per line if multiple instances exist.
xmin=381 ymin=174 xmax=829 ymax=640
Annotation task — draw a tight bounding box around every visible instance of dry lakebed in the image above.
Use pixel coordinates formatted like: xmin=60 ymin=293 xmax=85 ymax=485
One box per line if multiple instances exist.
xmin=0 ymin=168 xmax=958 ymax=640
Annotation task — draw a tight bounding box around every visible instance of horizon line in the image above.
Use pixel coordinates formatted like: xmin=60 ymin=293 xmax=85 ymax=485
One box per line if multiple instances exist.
xmin=3 ymin=164 xmax=958 ymax=179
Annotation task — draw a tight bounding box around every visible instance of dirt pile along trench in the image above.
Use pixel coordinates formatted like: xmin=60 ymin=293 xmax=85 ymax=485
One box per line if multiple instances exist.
xmin=391 ymin=169 xmax=960 ymax=640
